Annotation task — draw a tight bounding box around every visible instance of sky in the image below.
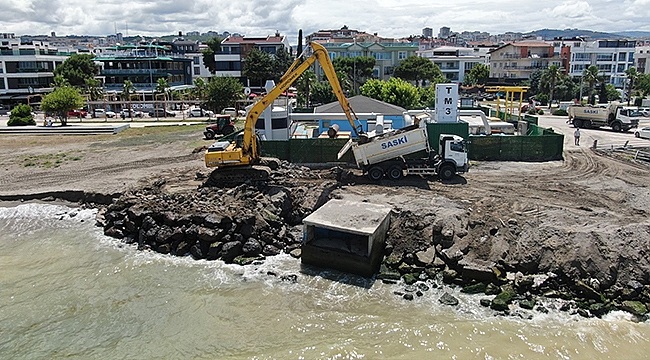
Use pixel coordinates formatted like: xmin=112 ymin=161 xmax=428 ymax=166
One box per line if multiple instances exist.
xmin=1 ymin=0 xmax=650 ymax=43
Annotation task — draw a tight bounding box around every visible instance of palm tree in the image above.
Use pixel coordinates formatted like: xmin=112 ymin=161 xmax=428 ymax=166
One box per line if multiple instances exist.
xmin=624 ymin=67 xmax=639 ymax=105
xmin=296 ymin=69 xmax=316 ymax=108
xmin=582 ymin=65 xmax=600 ymax=105
xmin=192 ymin=77 xmax=207 ymax=106
xmin=155 ymin=77 xmax=170 ymax=110
xmin=121 ymin=80 xmax=135 ymax=119
xmin=541 ymin=65 xmax=562 ymax=108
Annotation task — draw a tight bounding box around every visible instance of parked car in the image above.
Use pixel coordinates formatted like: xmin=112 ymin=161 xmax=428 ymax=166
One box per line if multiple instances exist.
xmin=221 ymin=107 xmax=238 ymax=118
xmin=634 ymin=127 xmax=650 ymax=139
xmin=120 ymin=109 xmax=144 ymax=118
xmin=68 ymin=109 xmax=88 ymax=118
xmin=638 ymin=108 xmax=650 ymax=117
xmin=189 ymin=108 xmax=214 ymax=117
xmin=148 ymin=108 xmax=176 ymax=117
xmin=93 ymin=109 xmax=116 ymax=118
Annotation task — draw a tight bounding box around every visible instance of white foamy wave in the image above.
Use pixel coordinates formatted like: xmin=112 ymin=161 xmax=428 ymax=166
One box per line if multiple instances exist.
xmin=0 ymin=203 xmax=96 ymax=233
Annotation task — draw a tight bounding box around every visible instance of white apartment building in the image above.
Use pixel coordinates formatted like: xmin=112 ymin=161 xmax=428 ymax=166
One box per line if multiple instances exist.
xmin=559 ymin=39 xmax=636 ymax=88
xmin=418 ymin=46 xmax=490 ymax=83
xmin=0 ymin=33 xmax=70 ymax=104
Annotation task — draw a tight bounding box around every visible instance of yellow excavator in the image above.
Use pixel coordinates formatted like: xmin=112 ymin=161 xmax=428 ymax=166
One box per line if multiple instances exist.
xmin=204 ymin=41 xmax=364 ymax=186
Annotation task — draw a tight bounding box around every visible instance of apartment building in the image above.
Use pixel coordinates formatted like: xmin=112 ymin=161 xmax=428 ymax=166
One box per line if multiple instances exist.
xmin=317 ymin=41 xmax=418 ymax=81
xmin=0 ymin=33 xmax=71 ymax=105
xmin=559 ymin=39 xmax=636 ymax=87
xmin=214 ymin=33 xmax=289 ymax=82
xmin=418 ymin=46 xmax=490 ymax=83
xmin=94 ymin=43 xmax=193 ymax=94
xmin=489 ymin=41 xmax=562 ymax=80
xmin=635 ymin=45 xmax=650 ymax=74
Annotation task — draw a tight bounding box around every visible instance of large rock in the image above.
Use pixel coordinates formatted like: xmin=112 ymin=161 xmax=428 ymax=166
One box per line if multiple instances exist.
xmin=439 ymin=292 xmax=459 ymax=306
xmin=220 ymin=241 xmax=243 ymax=263
xmin=415 ymin=246 xmax=436 ymax=267
xmin=242 ymin=238 xmax=262 ymax=256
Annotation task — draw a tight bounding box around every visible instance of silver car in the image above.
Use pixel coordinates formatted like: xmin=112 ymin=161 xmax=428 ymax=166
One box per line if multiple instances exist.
xmin=634 ymin=127 xmax=650 ymax=139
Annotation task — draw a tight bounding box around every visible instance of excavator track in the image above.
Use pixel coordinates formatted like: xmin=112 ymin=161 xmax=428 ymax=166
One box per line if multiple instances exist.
xmin=205 ymin=165 xmax=271 ymax=187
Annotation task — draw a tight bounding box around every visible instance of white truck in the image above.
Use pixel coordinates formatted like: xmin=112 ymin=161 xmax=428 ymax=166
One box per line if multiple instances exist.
xmin=568 ymin=103 xmax=640 ymax=132
xmin=338 ymin=125 xmax=469 ymax=181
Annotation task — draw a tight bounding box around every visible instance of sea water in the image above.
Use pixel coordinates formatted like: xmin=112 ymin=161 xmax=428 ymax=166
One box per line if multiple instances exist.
xmin=1 ymin=203 xmax=649 ymax=359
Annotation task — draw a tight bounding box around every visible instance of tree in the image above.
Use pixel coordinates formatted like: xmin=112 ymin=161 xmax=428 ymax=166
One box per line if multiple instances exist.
xmin=52 ymin=74 xmax=70 ymax=88
xmin=360 ymin=78 xmax=419 ymax=109
xmin=540 ymin=65 xmax=562 ymax=108
xmin=393 ymin=56 xmax=444 ymax=86
xmin=84 ymin=78 xmax=104 ymax=102
xmin=464 ymin=64 xmax=489 ymax=85
xmin=605 ymin=83 xmax=621 ymax=101
xmin=40 ymin=86 xmax=84 ymax=126
xmin=202 ymin=37 xmax=222 ymax=74
xmin=121 ymin=80 xmax=136 ymax=118
xmin=380 ymin=78 xmax=419 ymax=109
xmin=295 ymin=69 xmax=316 ymax=108
xmin=310 ymin=81 xmax=336 ymax=105
xmin=624 ymin=67 xmax=639 ymax=105
xmin=53 ymin=54 xmax=98 ymax=87
xmin=192 ymin=77 xmax=208 ymax=105
xmin=297 ymin=29 xmax=303 ymax=56
xmin=273 ymin=46 xmax=294 ymax=82
xmin=242 ymin=48 xmax=274 ymax=87
xmin=7 ymin=104 xmax=35 ymax=126
xmin=333 ymin=56 xmax=376 ymax=94
xmin=637 ymin=73 xmax=650 ymax=97
xmin=204 ymin=76 xmax=243 ymax=113
xmin=582 ymin=65 xmax=600 ymax=105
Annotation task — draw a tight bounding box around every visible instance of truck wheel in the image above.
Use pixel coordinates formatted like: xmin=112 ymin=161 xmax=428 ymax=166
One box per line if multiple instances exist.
xmin=573 ymin=119 xmax=583 ymax=128
xmin=387 ymin=166 xmax=403 ymax=180
xmin=438 ymin=164 xmax=455 ymax=181
xmin=204 ymin=129 xmax=215 ymax=140
xmin=611 ymin=122 xmax=622 ymax=132
xmin=367 ymin=166 xmax=384 ymax=181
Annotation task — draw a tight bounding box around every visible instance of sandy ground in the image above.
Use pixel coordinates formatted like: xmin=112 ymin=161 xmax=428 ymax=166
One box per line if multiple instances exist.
xmin=2 ymin=117 xmax=650 ymax=291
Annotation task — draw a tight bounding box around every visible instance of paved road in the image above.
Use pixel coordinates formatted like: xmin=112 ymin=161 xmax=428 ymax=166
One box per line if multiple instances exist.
xmin=536 ymin=114 xmax=650 ymax=149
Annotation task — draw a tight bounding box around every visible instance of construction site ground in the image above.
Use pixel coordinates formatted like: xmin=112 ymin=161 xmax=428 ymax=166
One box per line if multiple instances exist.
xmin=1 ymin=115 xmax=650 ymax=293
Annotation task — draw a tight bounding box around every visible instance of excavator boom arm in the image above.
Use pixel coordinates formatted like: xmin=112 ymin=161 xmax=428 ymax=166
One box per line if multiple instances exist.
xmin=242 ymin=42 xmax=362 ymax=157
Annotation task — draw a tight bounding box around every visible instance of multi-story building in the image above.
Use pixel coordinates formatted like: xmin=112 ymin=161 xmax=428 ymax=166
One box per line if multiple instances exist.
xmin=0 ymin=33 xmax=71 ymax=105
xmin=94 ymin=43 xmax=193 ymax=94
xmin=489 ymin=41 xmax=562 ymax=80
xmin=560 ymin=39 xmax=636 ymax=87
xmin=634 ymin=45 xmax=650 ymax=74
xmin=170 ymin=36 xmax=213 ymax=80
xmin=438 ymin=27 xmax=451 ymax=39
xmin=418 ymin=46 xmax=490 ymax=83
xmin=214 ymin=33 xmax=290 ymax=83
xmin=317 ymin=41 xmax=419 ymax=81
xmin=305 ymin=26 xmax=385 ymax=44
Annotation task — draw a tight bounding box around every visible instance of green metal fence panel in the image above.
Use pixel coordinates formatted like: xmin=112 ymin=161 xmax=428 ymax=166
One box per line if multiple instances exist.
xmin=426 ymin=122 xmax=469 ymax=149
xmin=469 ymin=133 xmax=564 ymax=161
xmin=261 ymin=140 xmax=290 ymax=160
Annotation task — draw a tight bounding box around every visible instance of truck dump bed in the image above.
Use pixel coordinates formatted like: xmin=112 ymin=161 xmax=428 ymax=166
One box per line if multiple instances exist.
xmin=351 ymin=127 xmax=429 ymax=167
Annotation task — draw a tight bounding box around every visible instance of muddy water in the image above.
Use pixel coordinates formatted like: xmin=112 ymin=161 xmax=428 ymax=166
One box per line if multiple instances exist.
xmin=1 ymin=203 xmax=649 ymax=359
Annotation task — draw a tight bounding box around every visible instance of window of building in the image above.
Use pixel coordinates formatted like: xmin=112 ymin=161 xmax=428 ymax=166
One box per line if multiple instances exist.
xmin=573 ymin=53 xmax=590 ymax=61
xmin=617 ymin=64 xmax=626 ymax=73
xmin=596 ymin=54 xmax=613 ymax=62
xmin=398 ymin=51 xmax=407 ymax=60
xmin=371 ymin=52 xmax=391 ymax=60
xmin=193 ymin=57 xmax=200 ymax=65
xmin=194 ymin=67 xmax=200 ymax=75
xmin=597 ymin=64 xmax=612 ymax=72
xmin=259 ymin=46 xmax=277 ymax=55
xmin=629 ymin=52 xmax=634 ymax=63
xmin=619 ymin=52 xmax=626 ymax=62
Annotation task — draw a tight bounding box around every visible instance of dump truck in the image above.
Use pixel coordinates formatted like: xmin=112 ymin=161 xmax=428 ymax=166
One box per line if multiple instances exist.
xmin=338 ymin=124 xmax=469 ymax=181
xmin=568 ymin=103 xmax=640 ymax=132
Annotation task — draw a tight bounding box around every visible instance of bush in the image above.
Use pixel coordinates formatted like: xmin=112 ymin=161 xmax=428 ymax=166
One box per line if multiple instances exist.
xmin=527 ymin=108 xmax=538 ymax=115
xmin=537 ymin=109 xmax=545 ymax=115
xmin=552 ymin=109 xmax=568 ymax=116
xmin=7 ymin=104 xmax=35 ymax=126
